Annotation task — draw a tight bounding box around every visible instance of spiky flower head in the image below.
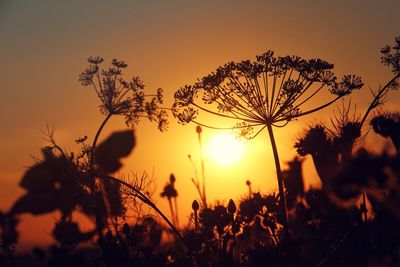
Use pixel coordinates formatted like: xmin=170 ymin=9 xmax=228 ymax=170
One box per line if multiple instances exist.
xmin=173 ymin=51 xmax=362 ymax=138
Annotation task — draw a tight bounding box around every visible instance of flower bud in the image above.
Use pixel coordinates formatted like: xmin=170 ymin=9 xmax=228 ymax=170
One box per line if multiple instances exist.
xmin=192 ymin=200 xmax=199 ymax=211
xmin=228 ymin=199 xmax=236 ymax=214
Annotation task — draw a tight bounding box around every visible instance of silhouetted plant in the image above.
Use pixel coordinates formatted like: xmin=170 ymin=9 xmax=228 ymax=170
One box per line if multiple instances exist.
xmin=1 ymin=57 xmax=201 ymax=265
xmin=79 ymin=57 xmax=168 ymax=134
xmin=371 ymin=111 xmax=400 ymax=155
xmin=196 ymin=126 xmax=208 ymax=207
xmin=161 ymin=174 xmax=179 ymax=227
xmin=358 ymin=36 xmax=400 ymax=128
xmin=173 ymin=51 xmax=363 ymax=236
xmin=245 ymin=180 xmax=252 ymax=197
xmin=289 ymin=38 xmax=400 ymax=266
xmin=0 ymin=212 xmax=18 ymax=265
xmin=4 ymin=46 xmax=400 ymax=267
xmin=282 ymin=157 xmax=305 ymax=209
xmin=192 ymin=200 xmax=199 ymax=232
xmin=295 ymin=37 xmax=400 ymax=188
xmin=227 ymin=199 xmax=239 ymax=264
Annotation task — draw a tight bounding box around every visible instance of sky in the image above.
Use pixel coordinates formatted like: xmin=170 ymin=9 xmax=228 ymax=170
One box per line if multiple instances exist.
xmin=0 ymin=0 xmax=399 ymax=249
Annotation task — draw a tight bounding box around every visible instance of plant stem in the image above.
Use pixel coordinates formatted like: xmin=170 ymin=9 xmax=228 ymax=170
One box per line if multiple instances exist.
xmin=231 ymin=214 xmax=239 ymax=265
xmin=197 ymin=131 xmax=207 ymax=207
xmin=173 ymin=197 xmax=180 ymax=228
xmin=168 ymin=197 xmax=176 ymax=227
xmin=92 ymin=113 xmax=113 ymax=150
xmin=89 ymin=113 xmax=113 ymax=173
xmin=194 ymin=211 xmax=198 ymax=232
xmin=362 ymin=192 xmax=368 ymax=222
xmin=360 ymin=72 xmax=400 ymax=128
xmin=103 ymin=175 xmax=190 ymax=252
xmin=266 ymin=124 xmax=289 ymax=239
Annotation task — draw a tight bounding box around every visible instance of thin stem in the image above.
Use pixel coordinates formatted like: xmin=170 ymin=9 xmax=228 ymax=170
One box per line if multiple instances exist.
xmin=167 ymin=197 xmax=176 ymax=226
xmin=92 ymin=113 xmax=113 ymax=150
xmin=275 ymin=96 xmax=340 ymax=123
xmin=266 ymin=124 xmax=289 ymax=239
xmin=90 ymin=113 xmax=113 ymax=169
xmin=362 ymin=192 xmax=368 ymax=222
xmin=173 ymin=197 xmax=180 ymax=228
xmin=103 ymin=175 xmax=190 ymax=253
xmin=198 ymin=131 xmax=207 ymax=207
xmin=360 ymin=72 xmax=400 ymax=128
xmin=231 ymin=214 xmax=239 ymax=265
xmin=192 ymin=120 xmax=264 ymax=130
xmin=194 ymin=211 xmax=198 ymax=232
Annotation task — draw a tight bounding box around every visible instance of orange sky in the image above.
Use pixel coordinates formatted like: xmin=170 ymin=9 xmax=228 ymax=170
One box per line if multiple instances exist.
xmin=1 ymin=1 xmax=399 ymax=249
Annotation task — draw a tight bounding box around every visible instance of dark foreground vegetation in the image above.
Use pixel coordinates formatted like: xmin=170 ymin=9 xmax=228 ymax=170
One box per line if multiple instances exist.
xmin=1 ymin=37 xmax=400 ymax=266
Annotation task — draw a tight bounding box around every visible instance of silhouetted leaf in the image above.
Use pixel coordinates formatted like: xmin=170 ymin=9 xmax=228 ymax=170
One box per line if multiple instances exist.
xmin=95 ymin=130 xmax=135 ymax=173
xmin=19 ymin=163 xmax=55 ymax=193
xmin=52 ymin=221 xmax=95 ymax=246
xmin=10 ymin=192 xmax=58 ymax=215
xmin=103 ymin=179 xmax=125 ymax=217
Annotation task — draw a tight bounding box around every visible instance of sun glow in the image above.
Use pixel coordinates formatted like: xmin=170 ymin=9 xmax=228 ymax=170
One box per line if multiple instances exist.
xmin=205 ymin=132 xmax=245 ymax=166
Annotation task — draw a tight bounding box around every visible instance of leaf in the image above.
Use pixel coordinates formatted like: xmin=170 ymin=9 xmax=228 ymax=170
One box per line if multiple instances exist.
xmin=19 ymin=162 xmax=55 ymax=193
xmin=95 ymin=130 xmax=135 ymax=173
xmin=103 ymin=179 xmax=124 ymax=217
xmin=10 ymin=192 xmax=58 ymax=215
xmin=52 ymin=221 xmax=95 ymax=246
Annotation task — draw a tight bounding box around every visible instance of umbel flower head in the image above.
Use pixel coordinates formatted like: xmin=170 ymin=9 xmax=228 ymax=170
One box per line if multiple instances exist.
xmin=173 ymin=51 xmax=363 ymax=138
xmin=79 ymin=56 xmax=168 ymax=131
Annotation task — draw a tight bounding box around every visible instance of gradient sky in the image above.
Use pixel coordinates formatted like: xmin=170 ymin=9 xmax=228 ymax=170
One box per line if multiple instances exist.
xmin=1 ymin=0 xmax=399 ymax=249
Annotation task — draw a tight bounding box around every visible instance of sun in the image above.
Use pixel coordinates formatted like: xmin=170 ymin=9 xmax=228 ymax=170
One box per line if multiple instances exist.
xmin=205 ymin=132 xmax=245 ymax=166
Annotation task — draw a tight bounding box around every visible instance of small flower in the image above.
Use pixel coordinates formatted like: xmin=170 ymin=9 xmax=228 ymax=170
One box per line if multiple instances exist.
xmin=330 ymin=75 xmax=363 ymax=96
xmin=87 ymin=56 xmax=103 ymax=65
xmin=176 ymin=107 xmax=198 ymax=125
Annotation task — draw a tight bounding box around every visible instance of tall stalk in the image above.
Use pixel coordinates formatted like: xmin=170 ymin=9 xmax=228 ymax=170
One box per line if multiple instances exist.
xmin=167 ymin=197 xmax=176 ymax=226
xmin=196 ymin=126 xmax=207 ymax=207
xmin=173 ymin=197 xmax=180 ymax=228
xmin=90 ymin=113 xmax=113 ymax=171
xmin=266 ymin=124 xmax=289 ymax=239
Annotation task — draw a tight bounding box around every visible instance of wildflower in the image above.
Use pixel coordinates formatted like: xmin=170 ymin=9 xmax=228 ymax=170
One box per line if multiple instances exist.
xmin=79 ymin=57 xmax=167 ymax=132
xmin=173 ymin=50 xmax=362 ymax=237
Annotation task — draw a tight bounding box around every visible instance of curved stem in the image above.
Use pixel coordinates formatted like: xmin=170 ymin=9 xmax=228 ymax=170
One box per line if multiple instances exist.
xmin=360 ymin=72 xmax=400 ymax=128
xmin=103 ymin=175 xmax=190 ymax=253
xmin=90 ymin=113 xmax=113 ymax=170
xmin=266 ymin=124 xmax=289 ymax=239
xmin=92 ymin=113 xmax=113 ymax=150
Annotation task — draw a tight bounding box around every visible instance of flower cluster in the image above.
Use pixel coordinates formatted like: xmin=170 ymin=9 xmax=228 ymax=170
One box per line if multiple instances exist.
xmin=173 ymin=51 xmax=363 ymax=138
xmin=381 ymin=36 xmax=400 ymax=74
xmin=79 ymin=57 xmax=167 ymax=131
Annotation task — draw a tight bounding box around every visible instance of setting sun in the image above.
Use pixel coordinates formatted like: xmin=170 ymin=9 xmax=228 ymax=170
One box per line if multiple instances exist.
xmin=2 ymin=2 xmax=400 ymax=265
xmin=205 ymin=132 xmax=245 ymax=166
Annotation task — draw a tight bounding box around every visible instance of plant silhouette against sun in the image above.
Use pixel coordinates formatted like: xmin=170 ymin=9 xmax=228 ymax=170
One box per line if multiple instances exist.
xmin=79 ymin=56 xmax=168 ymax=149
xmin=173 ymin=51 xmax=363 ymax=237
